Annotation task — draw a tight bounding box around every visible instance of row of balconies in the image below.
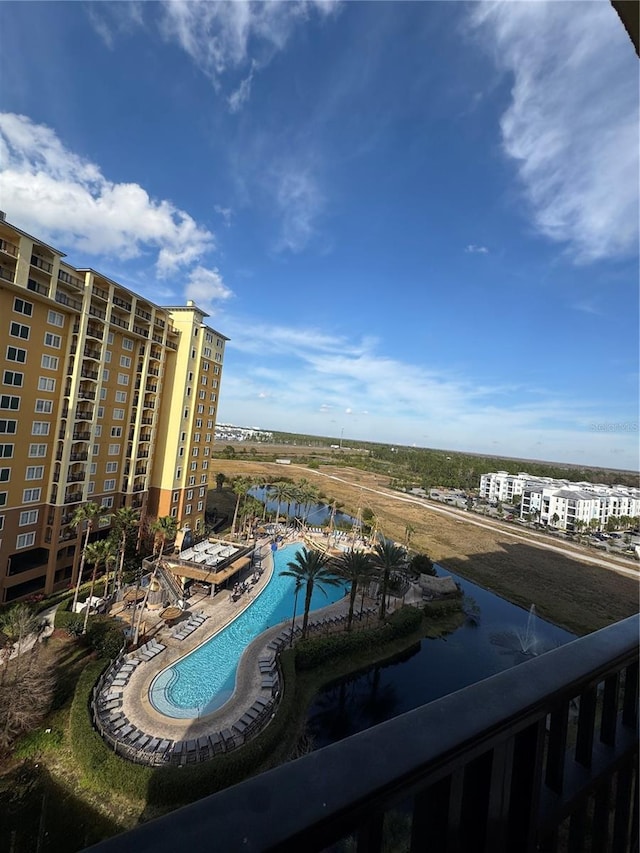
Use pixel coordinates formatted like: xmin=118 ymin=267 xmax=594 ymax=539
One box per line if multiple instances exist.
xmin=0 ymin=238 xmax=18 ymax=257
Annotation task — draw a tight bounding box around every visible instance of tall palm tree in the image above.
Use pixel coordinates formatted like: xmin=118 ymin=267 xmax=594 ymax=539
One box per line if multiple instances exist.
xmin=111 ymin=506 xmax=139 ymax=595
xmin=297 ymin=480 xmax=319 ymax=529
xmin=332 ymin=549 xmax=374 ymax=631
xmin=230 ymin=477 xmax=250 ymax=537
xmin=70 ymin=502 xmax=105 ymax=614
xmin=81 ymin=538 xmax=115 ymax=635
xmin=280 ymin=547 xmax=341 ymax=639
xmin=133 ymin=515 xmax=177 ymax=645
xmin=287 ymin=575 xmax=304 ymax=647
xmin=271 ymin=481 xmax=290 ymax=530
xmin=372 ymin=539 xmax=407 ymax=620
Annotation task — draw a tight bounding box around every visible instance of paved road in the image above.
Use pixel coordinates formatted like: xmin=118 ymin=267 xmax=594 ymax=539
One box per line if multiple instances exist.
xmin=288 ymin=464 xmax=640 ymax=582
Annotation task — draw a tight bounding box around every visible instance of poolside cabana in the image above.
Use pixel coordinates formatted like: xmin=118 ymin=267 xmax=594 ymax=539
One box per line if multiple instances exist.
xmin=164 ymin=555 xmax=252 ymax=593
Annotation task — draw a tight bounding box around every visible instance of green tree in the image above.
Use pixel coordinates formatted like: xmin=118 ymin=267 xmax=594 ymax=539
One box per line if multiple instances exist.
xmin=551 ymin=512 xmax=560 ymax=527
xmin=133 ymin=515 xmax=177 ymax=645
xmin=215 ymin=472 xmax=226 ymax=491
xmin=70 ymin=502 xmax=105 ymax=614
xmin=230 ymin=477 xmax=250 ymax=536
xmin=372 ymin=540 xmax=407 ymax=620
xmin=270 ymin=481 xmax=290 ymax=530
xmin=111 ymin=506 xmax=139 ymax=595
xmin=332 ymin=549 xmax=374 ymax=631
xmin=280 ymin=547 xmax=341 ymax=639
xmin=81 ymin=538 xmax=115 ymax=635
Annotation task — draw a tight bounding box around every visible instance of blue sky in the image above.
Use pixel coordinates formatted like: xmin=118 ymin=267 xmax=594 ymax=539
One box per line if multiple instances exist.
xmin=0 ymin=1 xmax=638 ymax=470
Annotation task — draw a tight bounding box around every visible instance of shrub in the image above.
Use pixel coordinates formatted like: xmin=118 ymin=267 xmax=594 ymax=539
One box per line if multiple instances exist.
xmin=410 ymin=553 xmax=436 ymax=577
xmin=387 ymin=606 xmax=423 ymax=638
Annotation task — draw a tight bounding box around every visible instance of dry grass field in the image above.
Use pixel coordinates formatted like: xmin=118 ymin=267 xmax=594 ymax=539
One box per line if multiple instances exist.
xmin=209 ymin=455 xmax=639 ymax=637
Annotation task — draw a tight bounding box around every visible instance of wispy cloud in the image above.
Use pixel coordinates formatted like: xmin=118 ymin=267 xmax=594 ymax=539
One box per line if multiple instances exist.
xmin=470 ymin=1 xmax=639 ymax=263
xmin=0 ymin=113 xmax=214 ymax=276
xmin=465 ymin=244 xmax=489 ymax=254
xmin=272 ymin=164 xmax=324 ymax=253
xmin=184 ymin=266 xmax=234 ymax=315
xmin=157 ymin=0 xmax=339 ymax=109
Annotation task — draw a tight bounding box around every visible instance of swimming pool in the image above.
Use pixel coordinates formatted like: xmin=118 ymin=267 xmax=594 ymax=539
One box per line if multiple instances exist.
xmin=149 ymin=543 xmax=347 ymax=718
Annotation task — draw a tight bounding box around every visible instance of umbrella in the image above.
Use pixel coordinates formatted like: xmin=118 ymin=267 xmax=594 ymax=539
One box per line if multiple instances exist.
xmin=160 ymin=606 xmax=183 ymax=623
xmin=123 ymin=588 xmax=145 ymax=603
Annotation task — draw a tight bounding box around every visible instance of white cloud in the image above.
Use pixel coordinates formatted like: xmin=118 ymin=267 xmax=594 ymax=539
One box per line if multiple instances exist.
xmin=184 ymin=266 xmax=234 ymax=314
xmin=470 ymin=1 xmax=639 ymax=263
xmin=273 ymin=165 xmax=324 ymax=253
xmin=214 ymin=205 xmax=233 ymax=227
xmin=0 ymin=113 xmax=214 ymax=275
xmin=465 ymin=244 xmax=489 ymax=254
xmin=158 ymin=0 xmax=339 ymax=108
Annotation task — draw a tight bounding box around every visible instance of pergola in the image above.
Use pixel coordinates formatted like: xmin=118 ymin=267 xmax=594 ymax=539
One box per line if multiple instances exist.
xmin=164 ymin=555 xmax=252 ymax=588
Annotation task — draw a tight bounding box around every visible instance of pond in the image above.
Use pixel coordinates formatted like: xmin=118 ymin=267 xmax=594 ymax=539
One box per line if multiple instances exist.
xmin=306 ymin=566 xmax=575 ymax=749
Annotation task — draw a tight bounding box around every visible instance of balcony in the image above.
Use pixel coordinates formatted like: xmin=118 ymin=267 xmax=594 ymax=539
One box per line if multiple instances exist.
xmin=67 ymin=472 xmax=85 ymax=483
xmin=86 ymin=325 xmax=104 ymax=340
xmin=31 ymin=253 xmax=53 ymax=273
xmin=137 ymin=451 xmax=150 ymax=459
xmin=64 ymin=492 xmax=83 ymax=504
xmin=75 ymin=410 xmax=93 ymax=421
xmin=72 ymin=431 xmax=91 ymax=441
xmin=78 ymin=388 xmax=96 ymax=401
xmin=0 ymin=266 xmax=15 ymax=283
xmin=135 ymin=307 xmax=152 ymax=321
xmin=152 ymin=333 xmax=164 ymax=345
xmin=93 ymin=285 xmax=109 ymax=300
xmin=141 ymin=417 xmax=154 ymax=425
xmin=148 ymin=367 xmax=160 ymax=377
xmin=27 ymin=278 xmax=50 ymax=296
xmin=150 ymin=349 xmax=162 ymax=360
xmin=113 ymin=295 xmax=132 ymax=311
xmin=89 ymin=616 xmax=638 ymax=853
xmin=81 ymin=367 xmax=99 ymax=381
xmin=89 ymin=305 xmax=107 ymax=321
xmin=111 ymin=314 xmax=129 ymax=330
xmin=0 ymin=238 xmax=18 ymax=257
xmin=132 ymin=324 xmax=149 ymax=337
xmin=146 ymin=383 xmax=158 ymax=393
xmin=154 ymin=317 xmax=165 ymax=329
xmin=58 ymin=269 xmax=84 ymax=289
xmin=55 ymin=291 xmax=83 ymax=311
xmin=166 ymin=340 xmax=178 ymax=351
xmin=83 ymin=347 xmax=101 ymax=360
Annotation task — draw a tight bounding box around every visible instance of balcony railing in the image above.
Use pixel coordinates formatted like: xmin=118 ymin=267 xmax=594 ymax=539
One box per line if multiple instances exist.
xmin=111 ymin=315 xmax=129 ymax=330
xmin=58 ymin=269 xmax=84 ymax=289
xmin=132 ymin=324 xmax=149 ymax=337
xmin=0 ymin=266 xmax=15 ymax=283
xmin=88 ymin=616 xmax=639 ymax=853
xmin=135 ymin=307 xmax=152 ymax=321
xmin=27 ymin=278 xmax=49 ymax=296
xmin=0 ymin=238 xmax=18 ymax=257
xmin=31 ymin=254 xmax=53 ymax=273
xmin=55 ymin=291 xmax=83 ymax=311
xmin=72 ymin=431 xmax=91 ymax=441
xmin=93 ymin=285 xmax=109 ymax=300
xmin=113 ymin=295 xmax=132 ymax=311
xmin=81 ymin=368 xmax=99 ymax=381
xmin=166 ymin=340 xmax=178 ymax=350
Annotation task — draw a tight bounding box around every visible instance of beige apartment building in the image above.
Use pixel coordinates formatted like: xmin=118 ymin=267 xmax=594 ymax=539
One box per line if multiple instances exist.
xmin=0 ymin=214 xmax=227 ymax=603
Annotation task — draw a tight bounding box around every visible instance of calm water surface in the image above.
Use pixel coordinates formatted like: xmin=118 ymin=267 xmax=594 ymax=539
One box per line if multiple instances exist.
xmin=306 ymin=566 xmax=575 ymax=748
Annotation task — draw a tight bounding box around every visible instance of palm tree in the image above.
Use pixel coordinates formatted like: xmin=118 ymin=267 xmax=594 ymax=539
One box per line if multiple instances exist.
xmin=332 ymin=549 xmax=374 ymax=631
xmin=133 ymin=515 xmax=177 ymax=645
xmin=230 ymin=477 xmax=250 ymax=537
xmin=111 ymin=506 xmax=139 ymax=595
xmin=404 ymin=523 xmax=415 ymax=550
xmin=81 ymin=538 xmax=115 ymax=634
xmin=297 ymin=480 xmax=319 ymax=529
xmin=280 ymin=547 xmax=341 ymax=639
xmin=70 ymin=502 xmax=105 ymax=614
xmin=288 ymin=575 xmax=304 ymax=647
xmin=271 ymin=481 xmax=290 ymax=530
xmin=372 ymin=539 xmax=407 ymax=620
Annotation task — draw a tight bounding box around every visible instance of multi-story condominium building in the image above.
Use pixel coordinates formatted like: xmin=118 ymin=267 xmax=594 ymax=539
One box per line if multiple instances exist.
xmin=480 ymin=472 xmax=640 ymax=531
xmin=0 ymin=215 xmax=228 ymax=603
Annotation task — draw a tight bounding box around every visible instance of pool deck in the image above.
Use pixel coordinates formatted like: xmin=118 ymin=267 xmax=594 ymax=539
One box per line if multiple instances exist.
xmin=109 ymin=537 xmax=356 ymax=745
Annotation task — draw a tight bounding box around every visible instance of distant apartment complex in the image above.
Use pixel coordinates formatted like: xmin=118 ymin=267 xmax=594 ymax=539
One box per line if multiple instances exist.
xmin=0 ymin=215 xmax=228 ymax=603
xmin=479 ymin=472 xmax=640 ymax=531
xmin=214 ymin=424 xmax=273 ymax=443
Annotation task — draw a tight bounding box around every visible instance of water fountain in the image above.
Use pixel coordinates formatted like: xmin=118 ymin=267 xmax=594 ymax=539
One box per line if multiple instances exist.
xmin=516 ymin=604 xmax=539 ymax=655
xmin=490 ymin=604 xmax=545 ymax=660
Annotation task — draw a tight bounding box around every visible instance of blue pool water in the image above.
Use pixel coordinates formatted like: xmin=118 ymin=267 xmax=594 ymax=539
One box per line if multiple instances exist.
xmin=149 ymin=543 xmax=347 ymax=718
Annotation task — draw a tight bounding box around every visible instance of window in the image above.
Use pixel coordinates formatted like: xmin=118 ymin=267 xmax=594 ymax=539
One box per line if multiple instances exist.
xmin=172 ymin=492 xmax=179 ymax=503
xmin=106 ymin=461 xmax=118 ymax=473
xmin=16 ymin=532 xmax=36 ymax=549
xmin=0 ymin=395 xmax=20 ymax=410
xmin=102 ymin=369 xmax=109 ymax=381
xmin=117 ymin=373 xmax=129 ymax=385
xmin=100 ymin=388 xmax=107 ymax=400
xmin=101 ymin=496 xmax=114 ymax=508
xmin=169 ymin=506 xmax=177 ymax=518
xmin=195 ymin=420 xmax=202 ymax=429
xmin=185 ymin=505 xmax=192 ymax=515
xmin=44 ymin=332 xmax=61 ymax=348
xmin=192 ymin=448 xmax=199 ymax=457
xmin=0 ymin=517 xmax=4 ymax=532
xmin=189 ymin=476 xmax=196 ymax=486
xmin=31 ymin=421 xmax=50 ymax=436
xmin=210 ymin=393 xmax=217 ymax=402
xmin=202 ymin=461 xmax=208 ymax=470
xmin=115 ymin=391 xmax=127 ymax=403
xmin=19 ymin=509 xmax=38 ymax=526
xmin=93 ymin=444 xmax=100 ymax=455
xmin=190 ymin=462 xmax=197 ymax=471
xmin=98 ymin=515 xmax=111 ymax=528
xmin=197 ymin=405 xmax=204 ymax=414
xmin=97 ymin=407 xmax=104 ymax=418
xmin=201 ymin=376 xmax=207 ymax=385
xmin=188 ymin=372 xmax=193 ymax=381
xmin=187 ymin=489 xmax=193 ymax=500
xmin=199 ymin=488 xmax=205 ymax=497
xmin=6 ymin=346 xmax=27 ymax=363
xmin=3 ymin=370 xmax=23 ymax=387
xmin=207 ymin=421 xmax=213 ymax=429
xmin=208 ymin=406 xmax=215 ymax=415
xmin=87 ymin=481 xmax=95 ymax=494
xmin=35 ymin=400 xmax=53 ymax=414
xmin=38 ymin=377 xmax=55 ymax=392
xmin=28 ymin=444 xmax=47 ymax=457
xmin=13 ymin=297 xmax=33 ymax=317
xmin=90 ymin=463 xmax=97 ymax=474
xmin=191 ymin=349 xmax=196 ymax=359
xmin=123 ymin=338 xmax=133 ymax=351
xmin=47 ymin=310 xmax=64 ymax=327
xmin=110 ymin=427 xmax=122 ymax=438
xmin=113 ymin=408 xmax=124 ymax=420
xmin=119 ymin=356 xmax=131 ymax=368
xmin=186 ymin=387 xmax=192 ymax=397
xmin=175 ymin=467 xmax=182 ymax=480
xmin=41 ymin=355 xmax=58 ymax=370
xmin=10 ymin=322 xmax=30 ymax=340
xmin=0 ymin=492 xmax=6 ymax=507
xmin=199 ymin=390 xmax=206 ymax=400
xmin=108 ymin=444 xmax=120 ymax=455
xmin=194 ymin=434 xmax=201 ymax=443
xmin=107 ymin=332 xmax=114 ymax=345
xmin=94 ymin=425 xmax=102 ymax=437
xmin=203 ymin=347 xmax=212 ymax=357
xmin=183 ymin=408 xmax=189 ymax=419
xmin=181 ymin=432 xmax=187 ymax=441
xmin=204 ymin=447 xmax=210 ymax=457
xmin=178 ymin=447 xmax=184 ymax=457
xmin=0 ymin=444 xmax=13 ymax=458
xmin=23 ymin=487 xmax=41 ymax=502
xmin=104 ymin=350 xmax=112 ymax=363
xmin=26 ymin=466 xmax=44 ymax=480
xmin=203 ymin=361 xmax=210 ymax=371
xmin=103 ymin=479 xmax=116 ymax=491
xmin=1 ymin=420 xmax=18 ymax=434
xmin=197 ymin=501 xmax=203 ymax=512
xmin=0 ymin=468 xmax=9 ymax=482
